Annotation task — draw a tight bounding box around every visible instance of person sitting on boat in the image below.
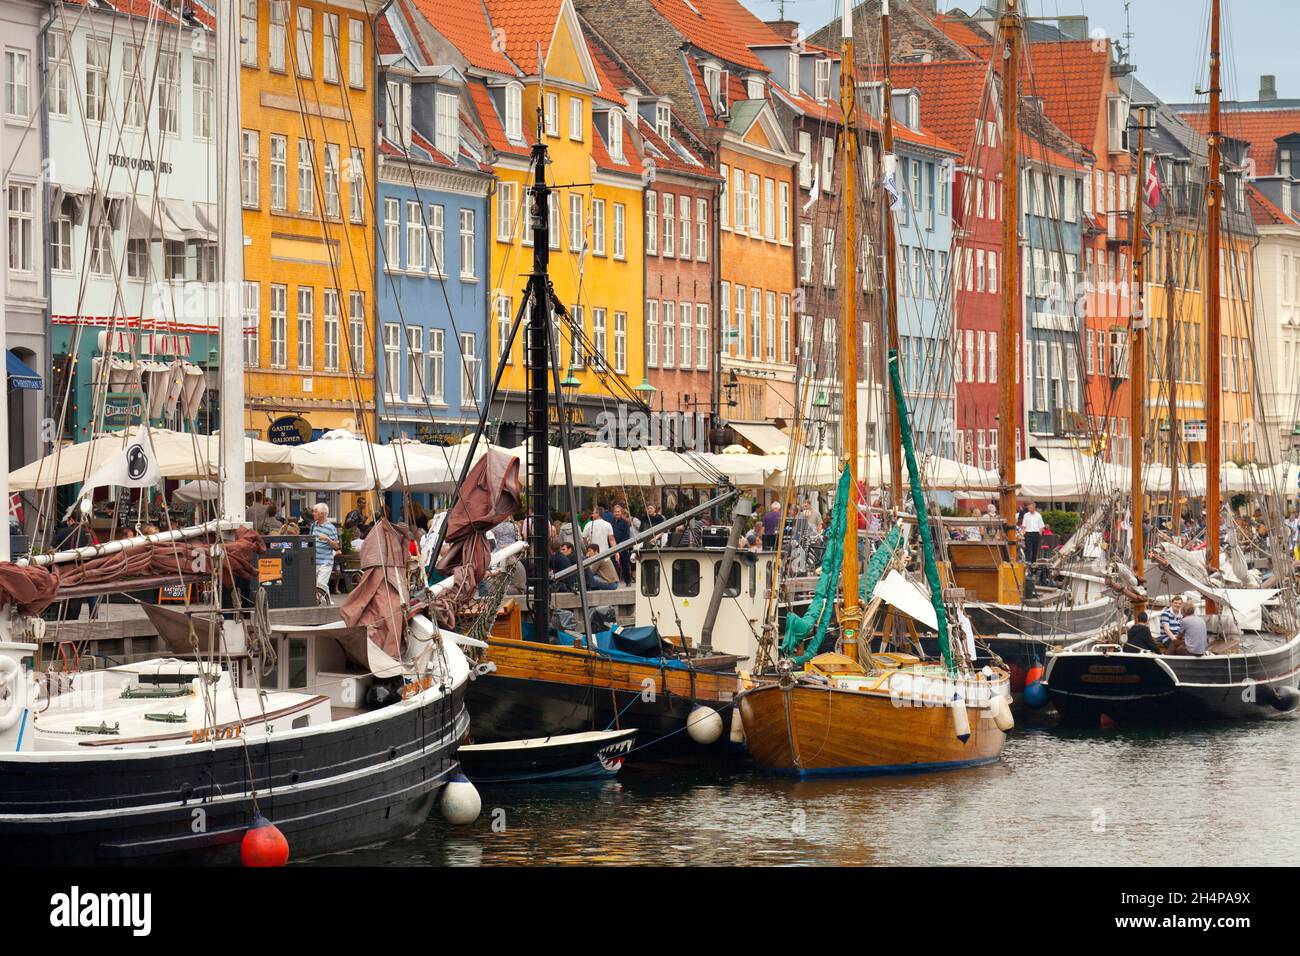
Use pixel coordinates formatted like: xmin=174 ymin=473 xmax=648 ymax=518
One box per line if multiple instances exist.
xmin=311 ymin=504 xmax=341 ymax=602
xmin=583 ymin=544 xmax=620 ymax=590
xmin=1167 ymin=602 xmax=1207 ymax=657
xmin=964 ymin=508 xmax=983 ymax=541
xmin=1126 ymin=611 xmax=1160 ymax=653
xmin=1157 ymin=595 xmax=1184 ymax=649
xmin=550 ymin=541 xmax=578 ymax=590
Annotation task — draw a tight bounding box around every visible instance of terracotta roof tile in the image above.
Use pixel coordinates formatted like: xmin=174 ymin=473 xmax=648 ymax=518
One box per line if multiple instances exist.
xmin=407 ymin=0 xmax=519 ymax=75
xmin=591 ymin=121 xmax=643 ymax=176
xmin=377 ymin=14 xmax=402 ymax=56
xmin=1246 ymin=182 xmax=1297 ymax=226
xmin=467 ymin=79 xmax=533 ymax=157
xmin=482 ymin=0 xmax=565 ymax=74
xmin=585 ymin=33 xmax=628 ymax=106
xmin=1181 ymin=107 xmax=1300 ymax=178
xmin=932 ymin=13 xmax=989 ymax=52
xmin=410 ymin=130 xmax=456 ymax=167
xmin=635 ymin=116 xmax=715 ymax=177
xmin=646 ymin=0 xmax=772 ymax=73
xmin=967 ymin=39 xmax=1109 ymax=147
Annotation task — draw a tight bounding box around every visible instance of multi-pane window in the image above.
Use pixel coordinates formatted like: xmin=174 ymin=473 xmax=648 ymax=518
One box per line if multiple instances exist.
xmin=544 ymin=92 xmax=559 ymax=136
xmin=296 ymin=6 xmax=313 ymax=77
xmin=763 ymin=178 xmax=775 ymax=240
xmin=569 ymin=304 xmax=584 ymax=369
xmin=663 ymin=195 xmax=675 ymax=256
xmin=324 ymin=144 xmax=340 ymax=218
xmin=349 ymin=147 xmax=364 ymax=223
xmin=406 ymin=327 xmax=423 ymax=399
xmin=662 ymin=302 xmax=675 ymax=366
xmin=569 ymin=193 xmax=584 ymax=251
xmin=122 ymin=45 xmax=145 ymax=128
xmin=720 ymin=163 xmax=730 ymax=229
xmin=504 ymin=84 xmax=522 ymax=140
xmin=349 ymin=292 xmax=365 ymax=372
xmin=748 ymin=173 xmax=760 ymax=238
xmin=243 ymin=282 xmax=260 ymax=367
xmin=679 ymin=195 xmax=691 ymax=259
xmin=428 ymin=204 xmax=445 ymax=275
xmin=608 ymin=111 xmax=624 ymax=161
xmin=429 ymin=329 xmax=446 ymax=401
xmin=822 ymin=227 xmax=836 ymax=286
xmin=196 ymin=242 xmax=217 ymax=282
xmin=799 ymin=223 xmax=813 ymax=283
xmin=778 ymin=182 xmax=790 ymax=243
xmin=679 ymin=303 xmax=692 ymax=369
xmin=383 ymin=324 xmax=401 ymax=396
xmin=613 ymin=203 xmax=625 ymax=259
xmin=383 ymin=198 xmax=399 ymax=268
xmin=779 ymin=295 xmax=791 ymax=364
xmin=697 ymin=304 xmax=710 ymax=369
xmin=85 ymin=39 xmax=109 ymax=123
xmin=323 ymin=14 xmax=339 ymax=83
xmin=460 ymin=333 xmax=478 ymax=404
xmin=297 ymin=287 xmax=314 ymax=369
xmin=241 ymin=0 xmax=258 ymax=67
xmin=570 ymin=97 xmax=583 ymax=140
xmin=460 ymin=209 xmax=476 ymax=278
xmin=297 ymin=139 xmax=315 ymax=214
xmin=592 ymin=198 xmax=606 ymax=255
xmin=436 ymin=91 xmax=459 ymax=156
xmin=3 ymin=48 xmax=28 ymax=118
xmin=696 ymin=198 xmax=709 ymax=260
xmin=732 ymin=285 xmax=745 ymax=358
xmin=157 ymin=51 xmax=179 ymax=134
xmin=497 ymin=295 xmax=513 ymax=365
xmin=164 ymin=239 xmax=187 ymax=280
xmin=733 ymin=168 xmax=745 ymax=231
xmin=269 ymin=2 xmax=287 ymax=72
xmin=270 ymin=285 xmax=288 ymax=367
xmin=497 ymin=182 xmax=516 ymax=241
xmin=614 ymin=312 xmax=627 ymax=374
xmin=750 ymin=288 xmax=762 ymax=360
xmin=798 ymin=132 xmax=813 ymax=188
xmin=270 ymin=135 xmax=287 ymax=210
xmin=240 ymin=131 xmax=260 ymax=207
xmin=593 ymin=309 xmax=608 ymax=364
xmin=349 ymin=19 xmax=365 ymax=88
xmin=647 ymin=299 xmax=659 ymax=367
xmin=47 ymin=33 xmax=69 ymax=117
xmin=51 ymin=214 xmax=73 ymax=272
xmin=5 ymin=182 xmax=33 ymax=273
xmin=765 ymin=291 xmax=776 ymax=361
xmin=323 ymin=289 xmax=340 ymax=371
xmin=193 ymin=57 xmax=213 ymax=139
xmin=646 ymin=190 xmax=658 ymax=254
xmin=407 ymin=200 xmax=426 ymax=272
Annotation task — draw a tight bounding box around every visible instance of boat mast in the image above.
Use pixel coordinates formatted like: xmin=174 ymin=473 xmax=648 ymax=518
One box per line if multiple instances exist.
xmin=880 ymin=0 xmax=902 ymax=508
xmin=838 ymin=0 xmax=862 ymax=648
xmin=1204 ymin=0 xmax=1223 ymax=570
xmin=997 ymin=0 xmax=1021 ymax=556
xmin=1166 ymin=216 xmax=1180 ymax=534
xmin=527 ymin=113 xmax=552 ymax=640
xmin=218 ymin=0 xmax=246 ymax=525
xmin=1130 ymin=110 xmax=1147 ymax=602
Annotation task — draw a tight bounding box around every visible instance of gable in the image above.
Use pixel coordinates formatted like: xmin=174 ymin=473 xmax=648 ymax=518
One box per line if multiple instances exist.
xmin=546 ymin=4 xmax=597 ymax=88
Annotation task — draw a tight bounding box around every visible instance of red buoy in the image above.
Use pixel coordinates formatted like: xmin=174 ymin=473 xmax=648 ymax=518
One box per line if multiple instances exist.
xmin=241 ymin=814 xmax=289 ymax=867
xmin=1025 ymin=666 xmax=1045 ymax=687
xmin=1099 ymin=714 xmax=1118 ymax=730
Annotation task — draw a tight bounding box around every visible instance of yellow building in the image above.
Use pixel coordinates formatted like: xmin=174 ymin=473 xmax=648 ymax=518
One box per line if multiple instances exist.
xmin=238 ymin=0 xmax=376 ymax=449
xmin=438 ymin=0 xmax=644 ymax=433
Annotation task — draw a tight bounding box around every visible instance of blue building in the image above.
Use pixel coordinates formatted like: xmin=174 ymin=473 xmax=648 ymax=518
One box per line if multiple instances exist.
xmin=891 ymin=88 xmax=959 ymax=460
xmin=375 ymin=10 xmax=491 ymax=465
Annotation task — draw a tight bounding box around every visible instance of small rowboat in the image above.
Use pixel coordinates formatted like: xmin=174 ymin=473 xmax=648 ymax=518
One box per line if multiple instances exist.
xmin=457 ymin=728 xmax=638 ymax=784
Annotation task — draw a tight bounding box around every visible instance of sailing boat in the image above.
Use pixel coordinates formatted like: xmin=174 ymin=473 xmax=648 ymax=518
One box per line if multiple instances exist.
xmin=735 ymin=1 xmax=1011 ymax=776
xmin=0 ymin=4 xmax=479 ymax=864
xmin=1044 ymin=0 xmax=1300 ymax=723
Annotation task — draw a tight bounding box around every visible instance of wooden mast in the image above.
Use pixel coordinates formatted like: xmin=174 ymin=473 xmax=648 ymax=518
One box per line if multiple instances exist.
xmin=1130 ymin=110 xmax=1147 ymax=603
xmin=1166 ymin=220 xmax=1180 ymax=535
xmin=1205 ymin=0 xmax=1223 ymax=571
xmin=838 ymin=0 xmax=862 ymax=648
xmin=880 ymin=0 xmax=902 ymax=508
xmin=997 ymin=0 xmax=1021 ymax=558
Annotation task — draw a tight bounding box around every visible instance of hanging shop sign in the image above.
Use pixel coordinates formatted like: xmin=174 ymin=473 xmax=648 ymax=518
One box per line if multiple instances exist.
xmin=267 ymin=415 xmax=313 ymax=446
xmin=104 ymin=390 xmax=146 ymax=429
xmin=1183 ymin=420 xmax=1207 ymax=443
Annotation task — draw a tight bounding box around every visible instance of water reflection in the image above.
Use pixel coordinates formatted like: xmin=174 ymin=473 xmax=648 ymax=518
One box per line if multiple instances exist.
xmin=311 ymin=719 xmax=1300 ymax=866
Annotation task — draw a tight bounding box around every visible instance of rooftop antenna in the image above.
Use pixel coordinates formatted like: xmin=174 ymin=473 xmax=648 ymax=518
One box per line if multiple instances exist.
xmin=1121 ymin=0 xmax=1133 ymax=64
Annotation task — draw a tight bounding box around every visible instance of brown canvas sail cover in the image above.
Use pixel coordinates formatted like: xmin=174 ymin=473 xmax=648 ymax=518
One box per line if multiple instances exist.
xmin=340 ymin=518 xmax=412 ymax=660
xmin=434 ymin=448 xmax=521 ymax=616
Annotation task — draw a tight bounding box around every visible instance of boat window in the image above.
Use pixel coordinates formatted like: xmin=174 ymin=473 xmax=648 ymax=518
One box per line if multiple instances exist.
xmin=641 ymin=559 xmax=661 ymax=596
xmin=260 ymin=639 xmax=281 ymax=690
xmin=713 ymin=560 xmax=741 ymax=597
xmin=288 ymin=638 xmax=308 ymax=689
xmin=671 ymin=559 xmax=701 ymax=597
xmin=749 ymin=560 xmax=757 ymax=597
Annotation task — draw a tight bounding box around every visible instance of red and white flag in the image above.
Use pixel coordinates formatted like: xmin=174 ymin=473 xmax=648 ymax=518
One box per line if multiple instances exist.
xmin=1143 ymin=156 xmax=1162 ymax=209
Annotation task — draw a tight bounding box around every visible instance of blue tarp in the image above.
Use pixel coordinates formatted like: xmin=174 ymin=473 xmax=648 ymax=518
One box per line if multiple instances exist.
xmin=555 ymin=627 xmax=692 ymax=671
xmin=6 ymin=351 xmax=40 ymax=390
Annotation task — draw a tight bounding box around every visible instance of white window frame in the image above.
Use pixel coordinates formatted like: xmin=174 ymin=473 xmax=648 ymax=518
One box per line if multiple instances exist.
xmin=460 ymin=208 xmax=476 ymax=279
xmin=270 ymin=285 xmax=288 ymax=368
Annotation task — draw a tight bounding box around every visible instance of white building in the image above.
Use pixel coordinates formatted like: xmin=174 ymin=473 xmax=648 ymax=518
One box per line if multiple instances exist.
xmin=44 ymin=1 xmax=220 ymax=445
xmin=2 ymin=0 xmax=50 ymax=481
xmin=1247 ymin=178 xmax=1300 ymax=462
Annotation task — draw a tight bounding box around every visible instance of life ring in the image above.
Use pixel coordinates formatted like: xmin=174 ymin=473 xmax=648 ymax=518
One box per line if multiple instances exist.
xmin=0 ymin=657 xmax=26 ymax=732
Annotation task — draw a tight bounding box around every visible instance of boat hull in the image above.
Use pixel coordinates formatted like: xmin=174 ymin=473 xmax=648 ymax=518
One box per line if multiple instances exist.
xmin=458 ymin=729 xmax=638 ymax=783
xmin=737 ymin=681 xmax=1005 ymax=776
xmin=0 ymin=685 xmax=468 ymax=866
xmin=1045 ymin=635 xmax=1300 ymax=724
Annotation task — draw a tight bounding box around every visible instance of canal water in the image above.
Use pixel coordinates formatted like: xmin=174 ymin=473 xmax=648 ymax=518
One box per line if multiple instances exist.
xmin=312 ymin=718 xmax=1300 ymax=866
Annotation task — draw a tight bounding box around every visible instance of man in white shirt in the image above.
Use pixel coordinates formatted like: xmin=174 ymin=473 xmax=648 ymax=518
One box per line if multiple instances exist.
xmin=1020 ymin=501 xmax=1045 ymax=565
xmin=583 ymin=505 xmax=615 ymax=554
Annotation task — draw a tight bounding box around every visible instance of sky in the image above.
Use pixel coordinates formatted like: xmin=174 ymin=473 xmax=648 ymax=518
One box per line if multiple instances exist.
xmin=738 ymin=0 xmax=1297 ymax=106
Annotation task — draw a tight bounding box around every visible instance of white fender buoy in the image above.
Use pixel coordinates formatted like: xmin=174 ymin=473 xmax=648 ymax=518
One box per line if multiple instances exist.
xmin=441 ymin=772 xmax=481 ymax=825
xmin=686 ymin=705 xmax=724 ymax=745
xmin=729 ymin=706 xmax=746 ymax=744
xmin=988 ymin=693 xmax=1015 ymax=732
xmin=0 ymin=656 xmax=23 ymax=733
xmin=951 ymin=693 xmax=971 ymax=743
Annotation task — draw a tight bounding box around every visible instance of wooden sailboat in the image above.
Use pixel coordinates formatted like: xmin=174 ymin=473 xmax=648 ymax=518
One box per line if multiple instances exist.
xmin=736 ymin=0 xmax=1011 ymax=776
xmin=1044 ymin=0 xmax=1300 ymax=723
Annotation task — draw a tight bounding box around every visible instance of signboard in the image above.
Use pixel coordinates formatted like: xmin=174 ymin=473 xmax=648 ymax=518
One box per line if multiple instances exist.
xmin=158 ymin=582 xmax=191 ymax=604
xmin=267 ymin=415 xmax=312 ymax=446
xmin=104 ymin=390 xmax=146 ymax=429
xmin=259 ymin=556 xmax=284 ymax=583
xmin=1183 ymin=420 xmax=1207 ymax=443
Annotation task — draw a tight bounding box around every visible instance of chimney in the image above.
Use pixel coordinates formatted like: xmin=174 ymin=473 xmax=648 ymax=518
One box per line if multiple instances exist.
xmin=767 ymin=19 xmax=800 ymax=41
xmin=1260 ymin=75 xmax=1278 ymax=101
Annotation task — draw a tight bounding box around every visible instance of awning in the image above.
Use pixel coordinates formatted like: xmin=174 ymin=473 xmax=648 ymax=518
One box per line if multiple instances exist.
xmin=727 ymin=420 xmax=792 ymax=455
xmin=7 ymin=351 xmax=42 ymax=390
xmin=163 ymin=199 xmax=215 ymax=241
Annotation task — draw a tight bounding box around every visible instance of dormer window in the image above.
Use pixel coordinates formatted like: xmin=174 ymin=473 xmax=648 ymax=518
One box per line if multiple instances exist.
xmin=609 ymin=109 xmax=624 ymax=161
xmin=435 ymin=90 xmax=459 ymax=157
xmin=505 ymin=82 xmax=523 ymax=141
xmin=1280 ymin=146 xmax=1295 ymax=177
xmin=1107 ymin=95 xmax=1129 ymax=153
xmin=814 ymin=58 xmax=831 ymax=103
xmin=544 ymin=92 xmax=559 ymax=137
xmin=787 ymin=52 xmax=799 ymax=94
xmin=386 ymin=79 xmax=410 ymax=147
xmin=746 ymin=75 xmax=764 ymax=99
xmin=655 ymin=102 xmax=671 ymax=141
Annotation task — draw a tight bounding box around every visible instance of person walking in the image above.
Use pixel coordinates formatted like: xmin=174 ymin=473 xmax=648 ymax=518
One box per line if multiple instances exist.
xmin=311 ymin=504 xmax=341 ymax=604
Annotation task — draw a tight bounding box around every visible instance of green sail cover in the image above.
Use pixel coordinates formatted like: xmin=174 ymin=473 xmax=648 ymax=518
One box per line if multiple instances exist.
xmin=781 ymin=465 xmax=852 ymax=665
xmin=886 ymin=348 xmax=955 ymax=674
xmin=863 ymin=526 xmax=903 ymax=601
